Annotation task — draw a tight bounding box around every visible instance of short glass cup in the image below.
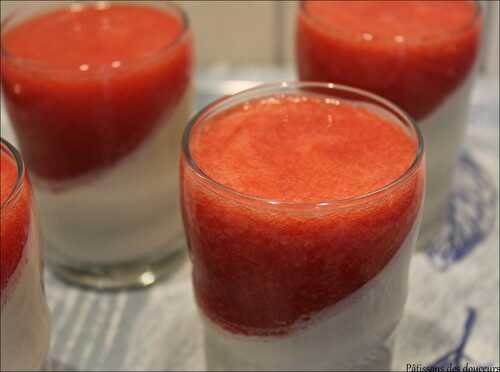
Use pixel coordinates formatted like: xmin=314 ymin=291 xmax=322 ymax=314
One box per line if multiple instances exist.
xmin=1 ymin=138 xmax=50 ymax=371
xmin=180 ymin=82 xmax=426 ymax=370
xmin=0 ymin=1 xmax=194 ymax=289
xmin=296 ymin=0 xmax=482 ymax=249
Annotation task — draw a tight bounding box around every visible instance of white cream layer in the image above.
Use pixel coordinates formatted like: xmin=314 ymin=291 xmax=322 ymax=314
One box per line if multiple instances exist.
xmin=35 ymin=87 xmax=193 ymax=266
xmin=201 ymin=220 xmax=421 ymax=371
xmin=1 ymin=216 xmax=50 ymax=371
xmin=417 ymin=73 xmax=477 ymax=249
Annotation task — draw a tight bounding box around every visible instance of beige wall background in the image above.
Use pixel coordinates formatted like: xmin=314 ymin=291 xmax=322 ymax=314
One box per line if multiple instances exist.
xmin=1 ymin=0 xmax=498 ymax=76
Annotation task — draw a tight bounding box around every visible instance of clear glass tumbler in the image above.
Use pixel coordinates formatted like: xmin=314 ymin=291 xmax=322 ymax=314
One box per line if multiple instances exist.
xmin=1 ymin=1 xmax=194 ymax=289
xmin=1 ymin=138 xmax=50 ymax=371
xmin=296 ymin=0 xmax=482 ymax=249
xmin=180 ymin=82 xmax=425 ymax=370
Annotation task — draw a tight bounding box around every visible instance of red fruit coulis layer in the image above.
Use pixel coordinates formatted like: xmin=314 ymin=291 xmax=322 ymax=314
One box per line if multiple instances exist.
xmin=181 ymin=95 xmax=424 ymax=335
xmin=1 ymin=150 xmax=31 ymax=298
xmin=1 ymin=4 xmax=192 ymax=181
xmin=297 ymin=0 xmax=481 ymax=120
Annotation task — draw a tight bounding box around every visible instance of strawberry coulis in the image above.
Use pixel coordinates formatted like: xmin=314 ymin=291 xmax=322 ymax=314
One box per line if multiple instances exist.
xmin=181 ymin=95 xmax=424 ymax=335
xmin=1 ymin=4 xmax=192 ymax=181
xmin=297 ymin=0 xmax=481 ymax=120
xmin=1 ymin=150 xmax=31 ymax=297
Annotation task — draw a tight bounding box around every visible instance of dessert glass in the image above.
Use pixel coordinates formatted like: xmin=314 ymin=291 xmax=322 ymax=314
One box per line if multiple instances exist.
xmin=1 ymin=138 xmax=50 ymax=371
xmin=180 ymin=82 xmax=425 ymax=370
xmin=1 ymin=1 xmax=194 ymax=289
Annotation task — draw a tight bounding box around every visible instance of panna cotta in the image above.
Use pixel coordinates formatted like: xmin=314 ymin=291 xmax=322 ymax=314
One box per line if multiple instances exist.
xmin=1 ymin=139 xmax=50 ymax=371
xmin=0 ymin=2 xmax=193 ymax=288
xmin=181 ymin=83 xmax=425 ymax=370
xmin=296 ymin=0 xmax=482 ymax=248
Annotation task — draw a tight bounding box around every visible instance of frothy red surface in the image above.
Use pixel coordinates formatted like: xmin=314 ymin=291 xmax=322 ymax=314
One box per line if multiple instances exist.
xmin=1 ymin=151 xmax=31 ymax=294
xmin=191 ymin=96 xmax=416 ymax=201
xmin=1 ymin=4 xmax=192 ymax=181
xmin=297 ymin=0 xmax=481 ymax=120
xmin=3 ymin=5 xmax=183 ymax=68
xmin=181 ymin=96 xmax=425 ymax=335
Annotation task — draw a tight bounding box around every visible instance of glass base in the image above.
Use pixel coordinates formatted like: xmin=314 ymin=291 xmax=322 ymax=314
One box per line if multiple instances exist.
xmin=49 ymin=249 xmax=186 ymax=290
xmin=204 ymin=326 xmax=395 ymax=371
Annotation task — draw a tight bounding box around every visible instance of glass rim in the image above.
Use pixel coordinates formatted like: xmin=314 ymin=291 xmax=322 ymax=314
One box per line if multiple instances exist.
xmin=0 ymin=1 xmax=190 ymax=75
xmin=299 ymin=0 xmax=482 ymax=44
xmin=182 ymin=81 xmax=425 ymax=210
xmin=0 ymin=138 xmax=25 ymax=211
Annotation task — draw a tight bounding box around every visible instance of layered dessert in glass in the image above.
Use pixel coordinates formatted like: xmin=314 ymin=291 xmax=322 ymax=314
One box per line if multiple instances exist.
xmin=181 ymin=82 xmax=425 ymax=370
xmin=1 ymin=138 xmax=50 ymax=371
xmin=1 ymin=1 xmax=193 ymax=288
xmin=296 ymin=0 xmax=481 ymax=248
